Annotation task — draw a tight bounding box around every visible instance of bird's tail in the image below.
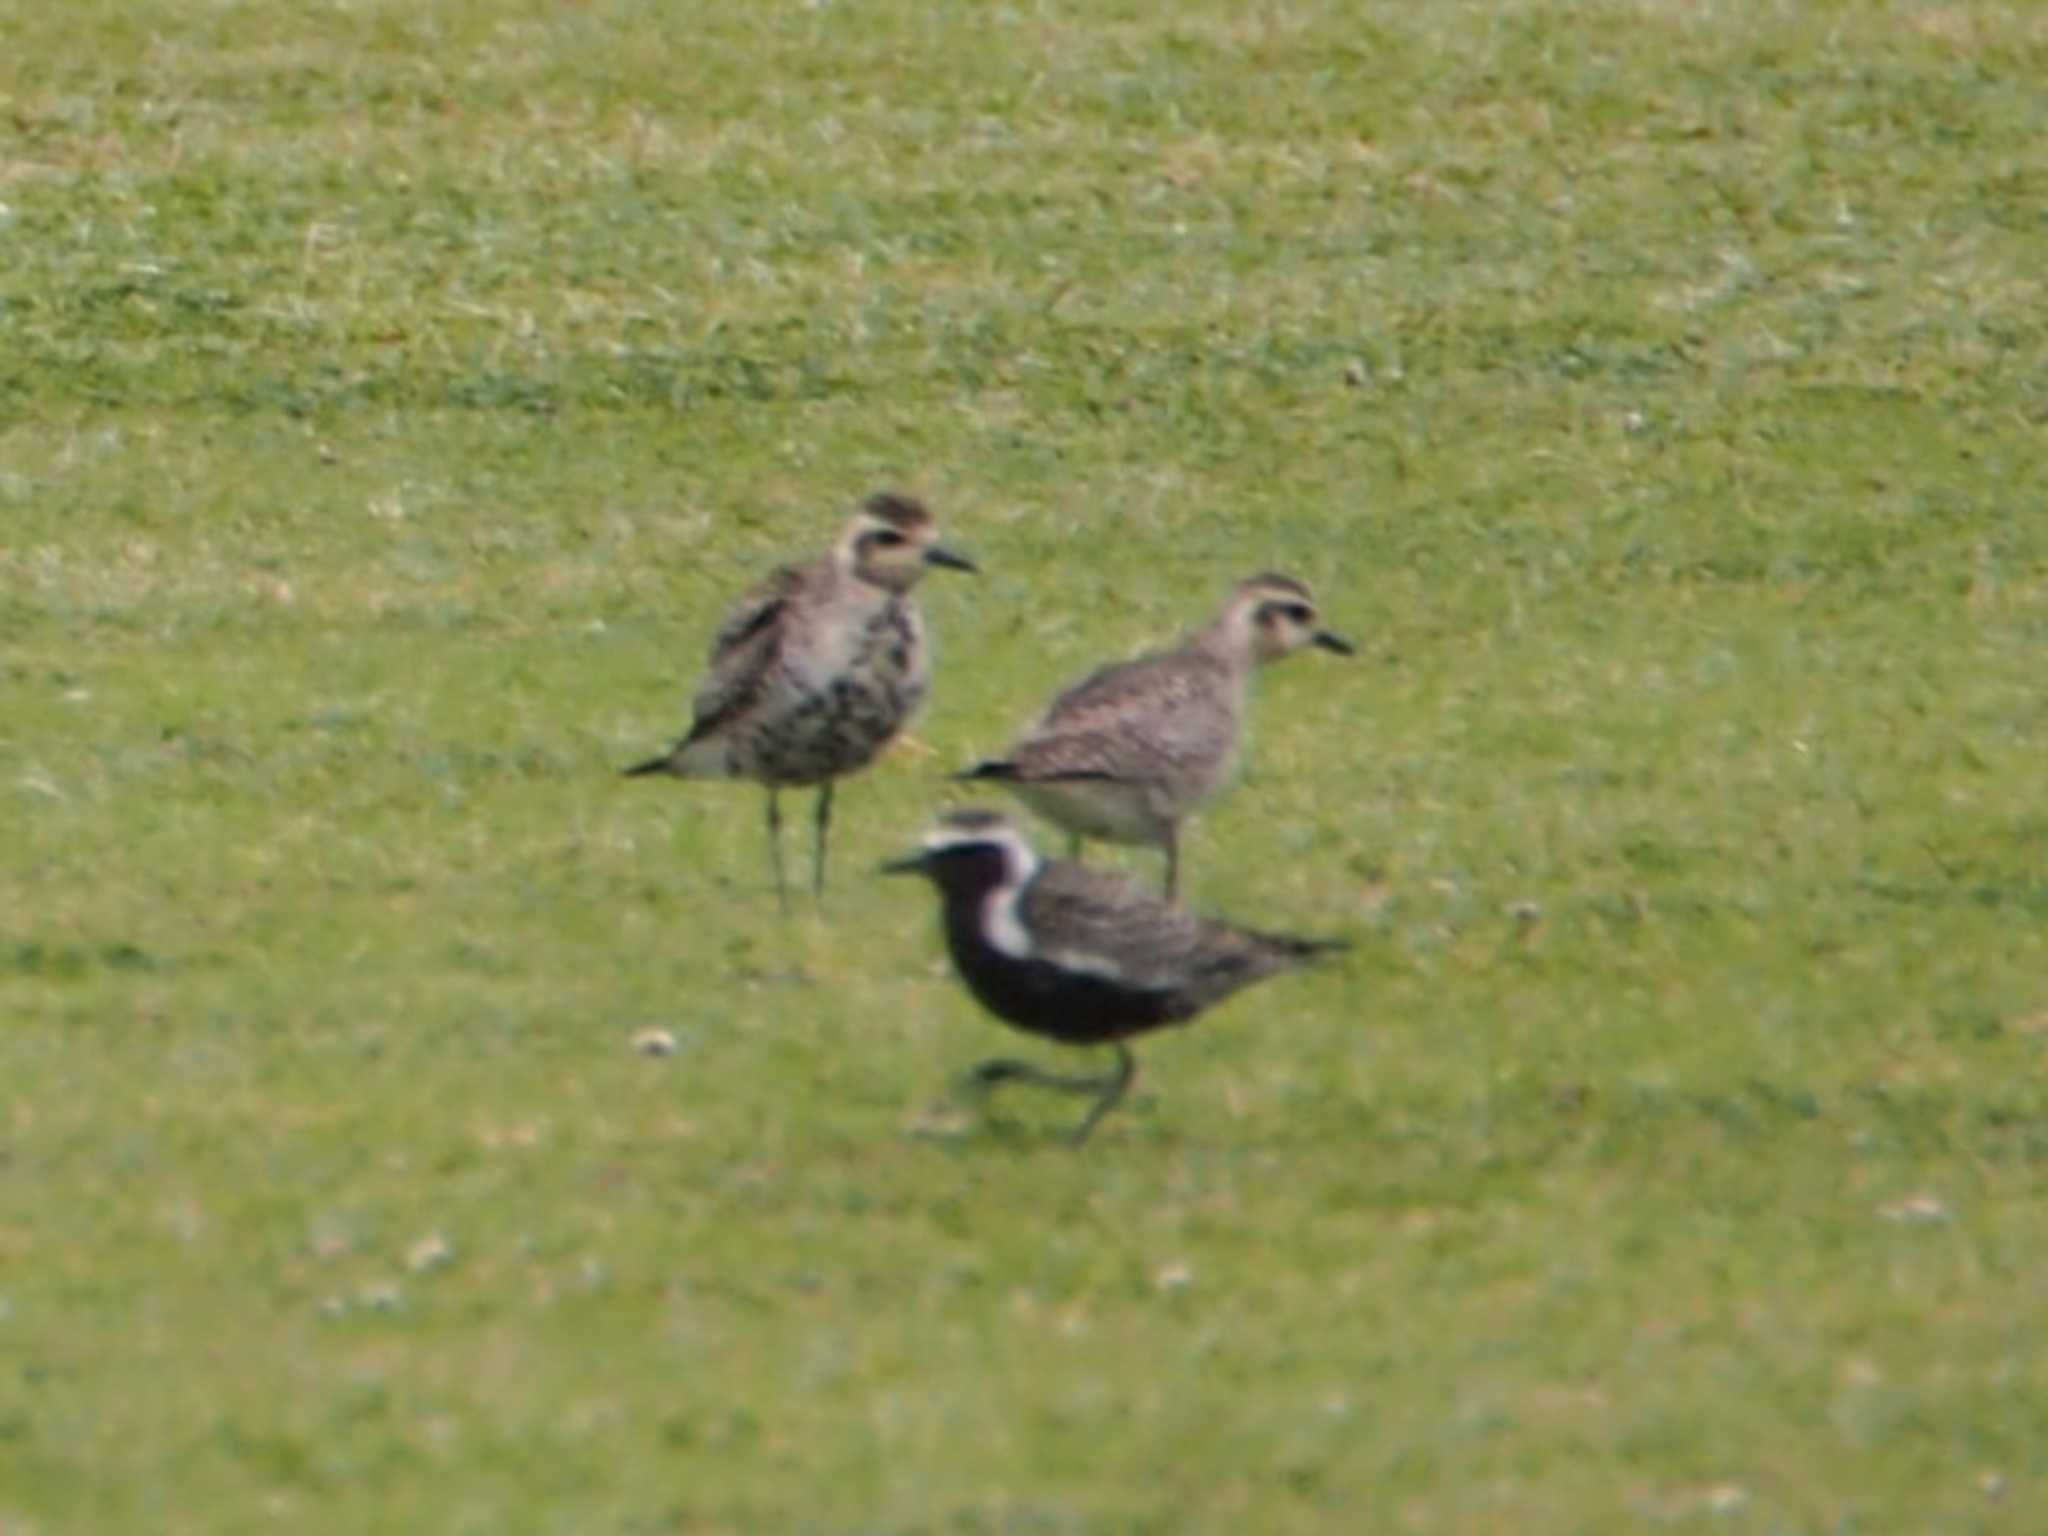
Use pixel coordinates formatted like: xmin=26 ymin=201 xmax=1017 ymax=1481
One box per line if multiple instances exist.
xmin=622 ymin=753 xmax=673 ymax=778
xmin=1265 ymin=933 xmax=1351 ymax=962
xmin=954 ymin=760 xmax=1121 ymax=785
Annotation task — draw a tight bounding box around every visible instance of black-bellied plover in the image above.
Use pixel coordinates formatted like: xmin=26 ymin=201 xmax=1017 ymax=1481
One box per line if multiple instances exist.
xmin=957 ymin=572 xmax=1350 ymax=900
xmin=626 ymin=492 xmax=976 ymax=910
xmin=883 ymin=808 xmax=1344 ymax=1143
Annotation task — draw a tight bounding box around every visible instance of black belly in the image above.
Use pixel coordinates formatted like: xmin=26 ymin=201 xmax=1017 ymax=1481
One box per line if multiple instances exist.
xmin=942 ymin=916 xmax=1189 ymax=1047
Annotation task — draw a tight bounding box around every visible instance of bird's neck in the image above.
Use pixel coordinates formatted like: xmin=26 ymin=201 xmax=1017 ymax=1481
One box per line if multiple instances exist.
xmin=937 ymin=865 xmax=1038 ymax=965
xmin=1187 ymin=611 xmax=1261 ymax=675
xmin=822 ymin=556 xmax=901 ymax=616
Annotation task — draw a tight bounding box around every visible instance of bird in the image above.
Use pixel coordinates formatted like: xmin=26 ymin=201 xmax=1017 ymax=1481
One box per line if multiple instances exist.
xmin=882 ymin=808 xmax=1345 ymax=1143
xmin=625 ymin=491 xmax=976 ymax=911
xmin=956 ymin=572 xmax=1351 ymax=901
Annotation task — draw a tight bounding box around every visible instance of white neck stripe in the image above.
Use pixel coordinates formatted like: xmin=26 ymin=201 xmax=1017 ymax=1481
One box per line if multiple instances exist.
xmin=983 ymin=883 xmax=1036 ymax=960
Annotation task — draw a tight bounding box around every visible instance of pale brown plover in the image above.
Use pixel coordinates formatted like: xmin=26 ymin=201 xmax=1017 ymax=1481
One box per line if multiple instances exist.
xmin=957 ymin=572 xmax=1351 ymax=900
xmin=626 ymin=492 xmax=976 ymax=910
xmin=882 ymin=808 xmax=1344 ymax=1143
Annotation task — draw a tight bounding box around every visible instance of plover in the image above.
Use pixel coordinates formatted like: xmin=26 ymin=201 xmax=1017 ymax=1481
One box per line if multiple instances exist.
xmin=883 ymin=808 xmax=1344 ymax=1143
xmin=958 ymin=572 xmax=1351 ymax=900
xmin=626 ymin=491 xmax=976 ymax=910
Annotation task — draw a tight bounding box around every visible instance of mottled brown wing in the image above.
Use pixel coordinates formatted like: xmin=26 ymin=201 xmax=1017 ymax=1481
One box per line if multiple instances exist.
xmin=1022 ymin=860 xmax=1296 ymax=1006
xmin=1009 ymin=651 xmax=1232 ymax=782
xmin=683 ymin=562 xmax=810 ymax=744
xmin=1039 ymin=649 xmax=1193 ymax=722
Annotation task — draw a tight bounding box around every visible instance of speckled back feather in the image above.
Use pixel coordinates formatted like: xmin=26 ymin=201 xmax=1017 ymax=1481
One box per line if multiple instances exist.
xmin=1019 ymin=859 xmax=1337 ymax=1014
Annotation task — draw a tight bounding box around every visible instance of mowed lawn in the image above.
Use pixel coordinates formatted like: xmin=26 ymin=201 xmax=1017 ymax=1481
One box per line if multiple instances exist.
xmin=4 ymin=1 xmax=2047 ymax=1530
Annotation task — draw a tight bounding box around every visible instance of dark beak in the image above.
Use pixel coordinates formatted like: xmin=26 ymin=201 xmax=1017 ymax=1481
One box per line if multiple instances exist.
xmin=879 ymin=851 xmax=932 ymax=877
xmin=1313 ymin=629 xmax=1355 ymax=656
xmin=924 ymin=544 xmax=978 ymax=574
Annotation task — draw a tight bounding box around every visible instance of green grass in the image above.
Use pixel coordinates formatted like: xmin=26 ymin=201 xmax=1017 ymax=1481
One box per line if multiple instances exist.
xmin=5 ymin=0 xmax=2048 ymax=1529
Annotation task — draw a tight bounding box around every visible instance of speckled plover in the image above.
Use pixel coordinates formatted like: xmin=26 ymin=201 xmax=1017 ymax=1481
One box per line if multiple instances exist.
xmin=883 ymin=808 xmax=1344 ymax=1142
xmin=627 ymin=492 xmax=976 ymax=910
xmin=958 ymin=573 xmax=1350 ymax=900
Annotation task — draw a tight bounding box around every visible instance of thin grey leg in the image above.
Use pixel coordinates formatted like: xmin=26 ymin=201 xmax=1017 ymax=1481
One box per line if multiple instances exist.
xmin=765 ymin=789 xmax=789 ymax=915
xmin=962 ymin=1043 xmax=1139 ymax=1145
xmin=1069 ymin=1044 xmax=1137 ymax=1145
xmin=1162 ymin=825 xmax=1181 ymax=903
xmin=813 ymin=781 xmax=834 ymax=899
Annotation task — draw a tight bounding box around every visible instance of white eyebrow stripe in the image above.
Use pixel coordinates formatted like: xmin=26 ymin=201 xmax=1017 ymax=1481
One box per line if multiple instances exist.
xmin=921 ymin=824 xmax=1041 ymax=872
xmin=921 ymin=826 xmax=994 ymax=853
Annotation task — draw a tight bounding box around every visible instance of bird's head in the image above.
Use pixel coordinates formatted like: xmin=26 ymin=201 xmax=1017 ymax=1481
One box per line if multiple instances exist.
xmin=879 ymin=807 xmax=1041 ymax=894
xmin=837 ymin=491 xmax=977 ymax=594
xmin=1219 ymin=572 xmax=1354 ymax=665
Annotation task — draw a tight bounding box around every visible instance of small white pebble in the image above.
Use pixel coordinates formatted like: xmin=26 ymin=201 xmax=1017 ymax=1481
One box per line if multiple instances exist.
xmin=358 ymin=1280 xmax=402 ymax=1310
xmin=632 ymin=1027 xmax=677 ymax=1057
xmin=1153 ymin=1261 xmax=1194 ymax=1293
xmin=1979 ymin=1470 xmax=2006 ymax=1500
xmin=1705 ymin=1485 xmax=1747 ymax=1514
xmin=1623 ymin=408 xmax=1648 ymax=433
xmin=903 ymin=1102 xmax=973 ymax=1139
xmin=1880 ymin=1194 xmax=1948 ymax=1223
xmin=1342 ymin=359 xmax=1369 ymax=387
xmin=405 ymin=1232 xmax=453 ymax=1272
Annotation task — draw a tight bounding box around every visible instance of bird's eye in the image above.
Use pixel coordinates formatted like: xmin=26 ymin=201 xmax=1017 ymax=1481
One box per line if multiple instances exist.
xmin=870 ymin=529 xmax=907 ymax=548
xmin=1284 ymin=603 xmax=1314 ymax=624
